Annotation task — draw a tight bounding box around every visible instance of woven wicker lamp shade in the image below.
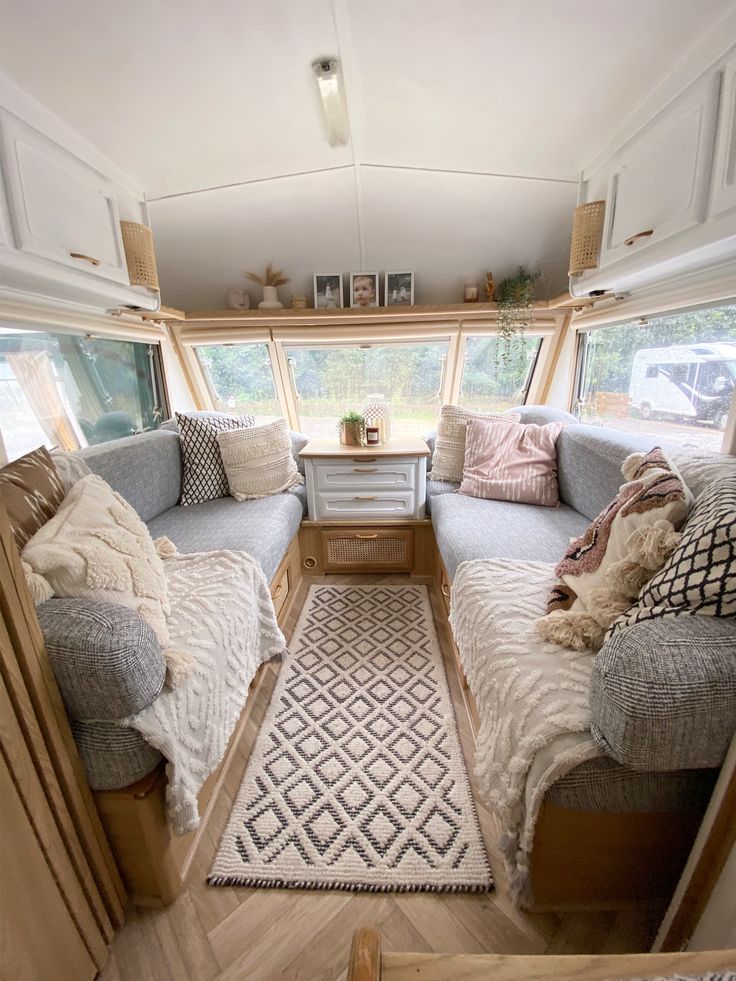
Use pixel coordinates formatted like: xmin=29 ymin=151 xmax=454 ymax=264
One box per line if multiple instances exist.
xmin=569 ymin=200 xmax=605 ymax=275
xmin=120 ymin=221 xmax=160 ymax=290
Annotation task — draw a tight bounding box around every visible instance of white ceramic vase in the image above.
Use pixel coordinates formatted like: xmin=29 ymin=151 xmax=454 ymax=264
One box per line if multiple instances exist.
xmin=259 ymin=285 xmax=283 ymax=310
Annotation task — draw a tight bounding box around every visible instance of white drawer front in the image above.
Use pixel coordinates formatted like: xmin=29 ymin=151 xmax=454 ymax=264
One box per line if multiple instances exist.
xmin=315 ymin=491 xmax=415 ymax=519
xmin=314 ymin=461 xmax=416 ymax=492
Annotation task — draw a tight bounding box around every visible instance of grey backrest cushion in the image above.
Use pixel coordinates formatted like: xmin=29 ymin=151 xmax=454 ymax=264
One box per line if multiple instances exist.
xmin=38 ymin=598 xmax=166 ymax=720
xmin=507 ymin=404 xmax=578 ymax=425
xmin=557 ymin=424 xmax=652 ymax=520
xmin=72 ymin=429 xmax=182 ymax=521
xmin=591 ymin=614 xmax=736 ymax=771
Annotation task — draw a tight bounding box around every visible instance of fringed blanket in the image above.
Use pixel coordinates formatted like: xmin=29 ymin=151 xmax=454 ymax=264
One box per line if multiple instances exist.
xmin=124 ymin=548 xmax=286 ymax=834
xmin=449 ymin=559 xmax=601 ymax=903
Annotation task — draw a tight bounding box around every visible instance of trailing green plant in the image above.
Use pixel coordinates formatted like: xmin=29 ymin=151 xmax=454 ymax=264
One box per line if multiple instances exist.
xmin=496 ymin=265 xmax=540 ymax=362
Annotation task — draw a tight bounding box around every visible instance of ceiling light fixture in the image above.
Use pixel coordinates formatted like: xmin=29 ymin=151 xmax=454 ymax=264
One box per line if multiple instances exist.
xmin=312 ymin=58 xmax=350 ymax=147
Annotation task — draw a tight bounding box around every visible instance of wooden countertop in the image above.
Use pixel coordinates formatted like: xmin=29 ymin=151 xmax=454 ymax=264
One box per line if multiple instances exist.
xmin=299 ymin=437 xmax=430 ymax=458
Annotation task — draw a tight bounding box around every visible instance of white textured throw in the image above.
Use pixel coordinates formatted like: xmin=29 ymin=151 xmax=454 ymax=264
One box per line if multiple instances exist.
xmin=449 ymin=559 xmax=600 ymax=901
xmin=124 ymin=548 xmax=286 ymax=834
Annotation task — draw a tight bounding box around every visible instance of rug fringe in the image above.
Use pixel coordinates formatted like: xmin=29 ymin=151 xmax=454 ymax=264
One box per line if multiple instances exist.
xmin=206 ymin=874 xmax=493 ymax=893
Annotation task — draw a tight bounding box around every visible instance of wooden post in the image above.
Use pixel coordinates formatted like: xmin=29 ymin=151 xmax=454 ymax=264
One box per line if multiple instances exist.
xmin=348 ymin=926 xmax=382 ymax=981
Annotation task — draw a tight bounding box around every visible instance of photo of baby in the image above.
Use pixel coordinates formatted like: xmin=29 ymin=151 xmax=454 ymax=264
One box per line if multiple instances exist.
xmin=385 ymin=271 xmax=414 ymax=306
xmin=350 ymin=272 xmax=379 ymax=308
xmin=314 ymin=273 xmax=343 ymax=309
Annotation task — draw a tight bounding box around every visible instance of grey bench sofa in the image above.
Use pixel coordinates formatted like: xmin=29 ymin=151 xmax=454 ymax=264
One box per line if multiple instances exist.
xmin=38 ymin=422 xmax=309 ymax=793
xmin=425 ymin=405 xmax=736 ymax=906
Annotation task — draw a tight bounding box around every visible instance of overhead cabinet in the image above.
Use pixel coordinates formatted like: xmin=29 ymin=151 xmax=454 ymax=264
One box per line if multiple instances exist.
xmin=0 ymin=105 xmax=159 ymax=311
xmin=572 ymin=45 xmax=736 ymax=294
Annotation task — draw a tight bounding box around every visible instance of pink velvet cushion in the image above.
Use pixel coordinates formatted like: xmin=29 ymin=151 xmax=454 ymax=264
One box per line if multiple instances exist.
xmin=459 ymin=417 xmax=564 ymax=507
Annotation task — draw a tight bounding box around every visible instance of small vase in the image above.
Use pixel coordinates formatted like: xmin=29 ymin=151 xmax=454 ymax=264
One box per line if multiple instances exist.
xmin=340 ymin=422 xmax=363 ymax=446
xmin=259 ymin=285 xmax=283 ymax=310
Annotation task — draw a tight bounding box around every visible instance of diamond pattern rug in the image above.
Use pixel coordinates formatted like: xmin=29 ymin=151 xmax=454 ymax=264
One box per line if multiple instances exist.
xmin=209 ymin=584 xmax=492 ymax=892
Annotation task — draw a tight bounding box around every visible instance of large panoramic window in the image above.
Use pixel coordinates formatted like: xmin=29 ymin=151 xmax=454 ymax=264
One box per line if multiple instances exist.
xmin=576 ymin=305 xmax=736 ymax=450
xmin=457 ymin=335 xmax=542 ymax=412
xmin=194 ymin=343 xmax=281 ymax=419
xmin=285 ymin=341 xmax=450 ymax=437
xmin=0 ymin=328 xmax=167 ymax=462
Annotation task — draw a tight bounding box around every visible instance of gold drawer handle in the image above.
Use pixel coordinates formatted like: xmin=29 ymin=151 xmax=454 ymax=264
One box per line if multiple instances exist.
xmin=354 ymin=496 xmax=377 ymax=501
xmin=353 ymin=468 xmax=378 ymax=473
xmin=441 ymin=583 xmax=451 ymax=598
xmin=353 ymin=457 xmax=376 ymax=462
xmin=272 ymin=583 xmax=283 ymax=598
xmin=355 ymin=533 xmax=379 ymax=540
xmin=623 ymin=229 xmax=654 ymax=247
xmin=69 ymin=251 xmax=101 ymax=266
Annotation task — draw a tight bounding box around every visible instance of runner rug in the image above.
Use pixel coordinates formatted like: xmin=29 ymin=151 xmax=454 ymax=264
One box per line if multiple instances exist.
xmin=209 ymin=583 xmax=492 ymax=892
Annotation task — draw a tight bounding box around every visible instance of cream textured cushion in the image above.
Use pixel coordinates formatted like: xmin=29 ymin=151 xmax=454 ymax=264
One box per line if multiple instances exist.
xmin=22 ymin=474 xmax=192 ymax=683
xmin=537 ymin=447 xmax=692 ymax=651
xmin=430 ymin=404 xmax=521 ymax=483
xmin=217 ymin=419 xmax=304 ymax=501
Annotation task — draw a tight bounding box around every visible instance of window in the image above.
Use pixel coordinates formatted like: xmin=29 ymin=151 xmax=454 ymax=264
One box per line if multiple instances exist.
xmin=194 ymin=343 xmax=281 ymax=419
xmin=576 ymin=305 xmax=736 ymax=450
xmin=285 ymin=341 xmax=450 ymax=437
xmin=457 ymin=335 xmax=542 ymax=412
xmin=0 ymin=328 xmax=167 ymax=462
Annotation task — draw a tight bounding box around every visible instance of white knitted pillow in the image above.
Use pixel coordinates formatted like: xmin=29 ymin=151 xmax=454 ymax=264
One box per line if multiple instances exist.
xmin=217 ymin=419 xmax=304 ymax=501
xmin=22 ymin=474 xmax=192 ymax=684
xmin=430 ymin=404 xmax=521 ymax=483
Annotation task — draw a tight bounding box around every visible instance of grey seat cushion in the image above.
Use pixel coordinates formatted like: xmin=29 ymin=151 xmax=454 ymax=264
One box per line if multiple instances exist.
xmin=591 ymin=615 xmax=736 ymax=771
xmin=557 ymin=424 xmax=652 ymax=521
xmin=74 ymin=429 xmax=182 ymax=522
xmin=426 ymin=479 xmax=460 ymax=514
xmin=431 ymin=493 xmax=588 ymax=577
xmin=546 ymin=756 xmax=717 ymax=813
xmin=38 ymin=598 xmax=165 ymax=720
xmin=146 ymin=486 xmax=306 ymax=582
xmin=71 ymin=720 xmax=163 ymax=791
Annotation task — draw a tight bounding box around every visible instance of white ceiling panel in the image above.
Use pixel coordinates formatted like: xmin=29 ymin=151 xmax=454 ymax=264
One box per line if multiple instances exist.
xmin=0 ymin=0 xmax=352 ymax=198
xmin=149 ymin=168 xmax=361 ymax=310
xmin=343 ymin=0 xmax=734 ymax=180
xmin=359 ymin=166 xmax=577 ymax=302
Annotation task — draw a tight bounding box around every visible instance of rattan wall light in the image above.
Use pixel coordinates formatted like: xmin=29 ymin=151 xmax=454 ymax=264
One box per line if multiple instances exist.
xmin=120 ymin=221 xmax=160 ymax=291
xmin=569 ymin=200 xmax=605 ymax=275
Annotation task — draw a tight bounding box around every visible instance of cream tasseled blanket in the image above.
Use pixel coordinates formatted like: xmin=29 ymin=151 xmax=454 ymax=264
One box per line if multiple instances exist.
xmin=449 ymin=559 xmax=601 ymax=902
xmin=124 ymin=548 xmax=286 ymax=834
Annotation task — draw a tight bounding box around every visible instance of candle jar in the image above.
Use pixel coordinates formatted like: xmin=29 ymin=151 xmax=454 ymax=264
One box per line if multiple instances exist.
xmin=366 ymin=426 xmax=380 ymax=445
xmin=464 ymin=283 xmax=479 ymax=302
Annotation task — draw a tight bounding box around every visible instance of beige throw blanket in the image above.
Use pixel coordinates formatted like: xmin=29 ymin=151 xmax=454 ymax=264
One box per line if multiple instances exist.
xmin=449 ymin=558 xmax=600 ymax=902
xmin=124 ymin=548 xmax=286 ymax=834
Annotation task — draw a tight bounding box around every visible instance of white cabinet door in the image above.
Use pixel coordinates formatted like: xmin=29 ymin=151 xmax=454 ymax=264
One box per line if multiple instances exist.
xmin=710 ymin=50 xmax=736 ymax=219
xmin=601 ymin=70 xmax=721 ymax=266
xmin=0 ymin=111 xmax=128 ymax=284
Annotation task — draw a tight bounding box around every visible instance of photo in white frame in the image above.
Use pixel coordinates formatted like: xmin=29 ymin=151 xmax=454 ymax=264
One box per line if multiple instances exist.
xmin=314 ymin=273 xmax=344 ymax=309
xmin=350 ymin=272 xmax=379 ymax=308
xmin=385 ymin=271 xmax=414 ymax=306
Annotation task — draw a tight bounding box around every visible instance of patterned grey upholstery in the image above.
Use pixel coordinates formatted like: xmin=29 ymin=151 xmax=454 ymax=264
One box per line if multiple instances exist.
xmin=547 ymin=756 xmax=717 ymax=812
xmin=38 ymin=599 xmax=165 ymax=720
xmin=146 ymin=486 xmax=306 ymax=582
xmin=591 ymin=615 xmax=736 ymax=771
xmin=557 ymin=424 xmax=652 ymax=521
xmin=73 ymin=429 xmax=182 ymax=522
xmin=71 ymin=720 xmax=163 ymax=791
xmin=431 ymin=492 xmax=588 ymax=577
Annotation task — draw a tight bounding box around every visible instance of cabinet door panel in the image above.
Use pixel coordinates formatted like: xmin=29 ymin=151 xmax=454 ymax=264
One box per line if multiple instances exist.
xmin=0 ymin=112 xmax=128 ymax=283
xmin=711 ymin=51 xmax=736 ymax=219
xmin=602 ymin=71 xmax=721 ymax=265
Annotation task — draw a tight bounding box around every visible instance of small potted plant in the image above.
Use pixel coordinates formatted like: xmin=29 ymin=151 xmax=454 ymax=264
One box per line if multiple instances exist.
xmin=338 ymin=411 xmax=366 ymax=447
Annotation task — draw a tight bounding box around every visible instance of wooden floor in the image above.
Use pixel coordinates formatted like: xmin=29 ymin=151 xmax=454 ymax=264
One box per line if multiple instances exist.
xmin=100 ymin=574 xmax=665 ymax=981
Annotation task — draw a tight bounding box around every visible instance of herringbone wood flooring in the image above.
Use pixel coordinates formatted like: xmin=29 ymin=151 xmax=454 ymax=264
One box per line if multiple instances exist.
xmin=101 ymin=575 xmax=664 ymax=981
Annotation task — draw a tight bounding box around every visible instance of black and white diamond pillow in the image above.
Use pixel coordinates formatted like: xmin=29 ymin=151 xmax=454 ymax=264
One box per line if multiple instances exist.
xmin=609 ymin=475 xmax=736 ymax=636
xmin=177 ymin=412 xmax=255 ymax=506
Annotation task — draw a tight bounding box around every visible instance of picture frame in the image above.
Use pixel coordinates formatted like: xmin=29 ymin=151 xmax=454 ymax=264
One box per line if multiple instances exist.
xmin=350 ymin=271 xmax=379 ymax=309
xmin=385 ymin=271 xmax=414 ymax=306
xmin=313 ymin=273 xmax=344 ymax=309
